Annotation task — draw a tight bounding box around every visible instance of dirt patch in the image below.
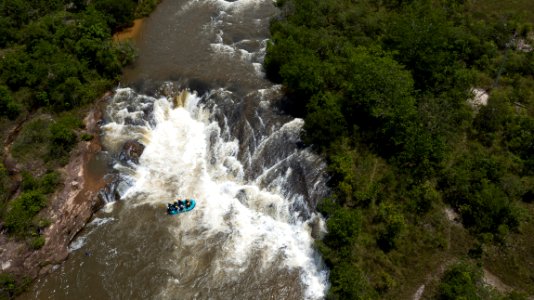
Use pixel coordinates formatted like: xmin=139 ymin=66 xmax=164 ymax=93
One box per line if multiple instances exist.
xmin=483 ymin=268 xmax=512 ymax=293
xmin=113 ymin=19 xmax=145 ymax=42
xmin=411 ymin=259 xmax=457 ymax=300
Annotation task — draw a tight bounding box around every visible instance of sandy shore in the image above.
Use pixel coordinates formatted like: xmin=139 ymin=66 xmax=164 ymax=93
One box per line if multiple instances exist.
xmin=113 ymin=19 xmax=145 ymax=42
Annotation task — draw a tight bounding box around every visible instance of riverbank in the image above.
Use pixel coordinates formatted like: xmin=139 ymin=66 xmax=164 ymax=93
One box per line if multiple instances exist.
xmin=113 ymin=19 xmax=145 ymax=42
xmin=0 ymin=96 xmax=108 ymax=281
xmin=0 ymin=2 xmax=162 ymax=297
xmin=1 ymin=7 xmax=145 ymax=279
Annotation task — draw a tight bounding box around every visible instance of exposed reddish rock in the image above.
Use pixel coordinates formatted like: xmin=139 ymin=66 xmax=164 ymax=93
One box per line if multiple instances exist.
xmin=0 ymin=94 xmax=111 ymax=280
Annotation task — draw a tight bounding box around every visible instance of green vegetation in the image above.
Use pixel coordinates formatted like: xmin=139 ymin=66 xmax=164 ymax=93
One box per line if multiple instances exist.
xmin=0 ymin=0 xmax=139 ymax=115
xmin=265 ymin=0 xmax=534 ymax=298
xmin=0 ymin=1 xmax=158 ymax=298
xmin=80 ymin=133 xmax=94 ymax=141
xmin=0 ymin=273 xmax=30 ymax=300
xmin=437 ymin=262 xmax=483 ymax=300
xmin=136 ymin=0 xmax=162 ymax=18
xmin=3 ymin=191 xmax=47 ymax=237
xmin=0 ymin=0 xmax=148 ymax=230
xmin=0 ymin=85 xmax=21 ymax=119
xmin=2 ymin=170 xmax=59 ymax=241
xmin=10 ymin=112 xmax=83 ymax=167
xmin=436 ymin=261 xmax=529 ymax=300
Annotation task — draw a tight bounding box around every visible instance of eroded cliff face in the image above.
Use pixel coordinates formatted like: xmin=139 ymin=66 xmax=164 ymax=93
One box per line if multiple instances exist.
xmin=0 ymin=96 xmax=108 ymax=280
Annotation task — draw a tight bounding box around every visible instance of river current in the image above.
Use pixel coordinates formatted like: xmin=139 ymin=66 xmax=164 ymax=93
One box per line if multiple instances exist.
xmin=23 ymin=0 xmax=329 ymax=299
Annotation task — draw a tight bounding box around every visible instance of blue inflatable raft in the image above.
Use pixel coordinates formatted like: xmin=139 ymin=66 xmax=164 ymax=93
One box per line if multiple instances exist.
xmin=167 ymin=199 xmax=196 ymax=215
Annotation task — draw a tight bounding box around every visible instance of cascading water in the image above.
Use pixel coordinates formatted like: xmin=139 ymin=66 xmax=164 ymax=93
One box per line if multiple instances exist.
xmin=23 ymin=0 xmax=330 ymax=299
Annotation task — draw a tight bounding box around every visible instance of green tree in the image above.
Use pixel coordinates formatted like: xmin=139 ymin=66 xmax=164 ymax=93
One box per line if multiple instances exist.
xmin=383 ymin=0 xmax=474 ymax=93
xmin=92 ymin=0 xmax=137 ymax=31
xmin=0 ymin=0 xmax=31 ymax=28
xmin=340 ymin=46 xmax=417 ymax=157
xmin=504 ymin=117 xmax=534 ymax=174
xmin=0 ymin=85 xmax=21 ymax=119
xmin=375 ymin=202 xmax=406 ymax=252
xmin=437 ymin=262 xmax=482 ymax=300
xmin=304 ymin=92 xmax=348 ymax=150
xmin=323 ymin=207 xmax=362 ymax=249
xmin=49 ymin=114 xmax=79 ymax=154
xmin=328 ymin=262 xmax=378 ymax=300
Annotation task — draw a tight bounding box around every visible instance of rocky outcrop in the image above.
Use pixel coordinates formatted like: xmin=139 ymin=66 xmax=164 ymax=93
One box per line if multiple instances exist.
xmin=119 ymin=140 xmax=145 ymax=164
xmin=0 ymin=94 xmax=110 ymax=280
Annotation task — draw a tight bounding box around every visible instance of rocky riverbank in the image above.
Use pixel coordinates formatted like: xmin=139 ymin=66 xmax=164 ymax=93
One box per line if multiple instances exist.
xmin=0 ymin=95 xmax=109 ymax=281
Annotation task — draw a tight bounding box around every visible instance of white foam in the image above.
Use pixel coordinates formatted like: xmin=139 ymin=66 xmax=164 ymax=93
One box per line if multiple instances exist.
xmin=104 ymin=90 xmax=327 ymax=299
xmin=68 ymin=236 xmax=87 ymax=252
xmin=68 ymin=217 xmax=116 ymax=252
xmin=216 ymin=0 xmax=265 ymax=12
xmin=252 ymin=62 xmax=264 ymax=76
xmin=174 ymin=0 xmax=201 ymax=16
xmin=88 ymin=217 xmax=116 ymax=227
xmin=101 ymin=201 xmax=117 ymax=213
xmin=205 ymin=0 xmax=273 ymax=69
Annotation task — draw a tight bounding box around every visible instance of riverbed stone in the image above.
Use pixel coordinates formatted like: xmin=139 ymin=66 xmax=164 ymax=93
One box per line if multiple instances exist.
xmin=119 ymin=140 xmax=145 ymax=164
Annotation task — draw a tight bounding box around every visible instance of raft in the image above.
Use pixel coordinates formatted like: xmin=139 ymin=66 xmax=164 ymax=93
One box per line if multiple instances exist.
xmin=167 ymin=199 xmax=196 ymax=215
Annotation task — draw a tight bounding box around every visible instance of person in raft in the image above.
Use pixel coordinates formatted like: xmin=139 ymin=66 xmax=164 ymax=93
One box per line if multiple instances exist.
xmin=185 ymin=199 xmax=191 ymax=208
xmin=176 ymin=200 xmax=185 ymax=211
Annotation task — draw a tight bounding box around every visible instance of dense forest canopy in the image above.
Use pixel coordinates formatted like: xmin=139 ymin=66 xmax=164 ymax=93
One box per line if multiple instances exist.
xmin=265 ymin=0 xmax=534 ymax=298
xmin=0 ymin=0 xmax=141 ymax=114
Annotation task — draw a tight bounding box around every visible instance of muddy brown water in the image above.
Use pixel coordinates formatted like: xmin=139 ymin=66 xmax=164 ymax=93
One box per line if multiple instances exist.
xmin=21 ymin=1 xmax=329 ymax=299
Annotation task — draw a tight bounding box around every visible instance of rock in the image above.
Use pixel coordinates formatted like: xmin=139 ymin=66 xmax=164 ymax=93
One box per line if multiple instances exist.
xmin=2 ymin=155 xmax=19 ymax=175
xmin=467 ymin=88 xmax=488 ymax=111
xmin=1 ymin=260 xmax=11 ymax=271
xmin=119 ymin=140 xmax=145 ymax=164
xmin=0 ymin=97 xmax=109 ymax=282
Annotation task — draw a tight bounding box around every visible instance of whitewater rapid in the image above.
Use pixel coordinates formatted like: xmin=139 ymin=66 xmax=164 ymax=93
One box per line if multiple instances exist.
xmin=24 ymin=0 xmax=330 ymax=298
xmin=99 ymin=88 xmax=328 ymax=299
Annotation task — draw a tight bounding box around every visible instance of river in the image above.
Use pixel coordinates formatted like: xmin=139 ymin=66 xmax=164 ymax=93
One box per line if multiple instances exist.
xmin=22 ymin=0 xmax=329 ymax=299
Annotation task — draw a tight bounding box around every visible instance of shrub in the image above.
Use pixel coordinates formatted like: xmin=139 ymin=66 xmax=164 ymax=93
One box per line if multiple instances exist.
xmin=0 ymin=85 xmax=21 ymax=120
xmin=20 ymin=171 xmax=39 ymax=192
xmin=80 ymin=133 xmax=93 ymax=141
xmin=135 ymin=0 xmax=160 ymax=18
xmin=92 ymin=0 xmax=137 ymax=31
xmin=3 ymin=191 xmax=47 ymax=237
xmin=29 ymin=236 xmax=45 ymax=250
xmin=0 ymin=273 xmax=17 ymax=300
xmin=49 ymin=114 xmax=80 ymax=158
xmin=20 ymin=171 xmax=60 ymax=195
xmin=323 ymin=207 xmax=361 ymax=249
xmin=375 ymin=202 xmax=406 ymax=252
xmin=11 ymin=118 xmax=51 ymax=160
xmin=0 ymin=273 xmax=31 ymax=299
xmin=328 ymin=263 xmax=378 ymax=300
xmin=437 ymin=262 xmax=482 ymax=300
xmin=39 ymin=171 xmax=61 ymax=194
